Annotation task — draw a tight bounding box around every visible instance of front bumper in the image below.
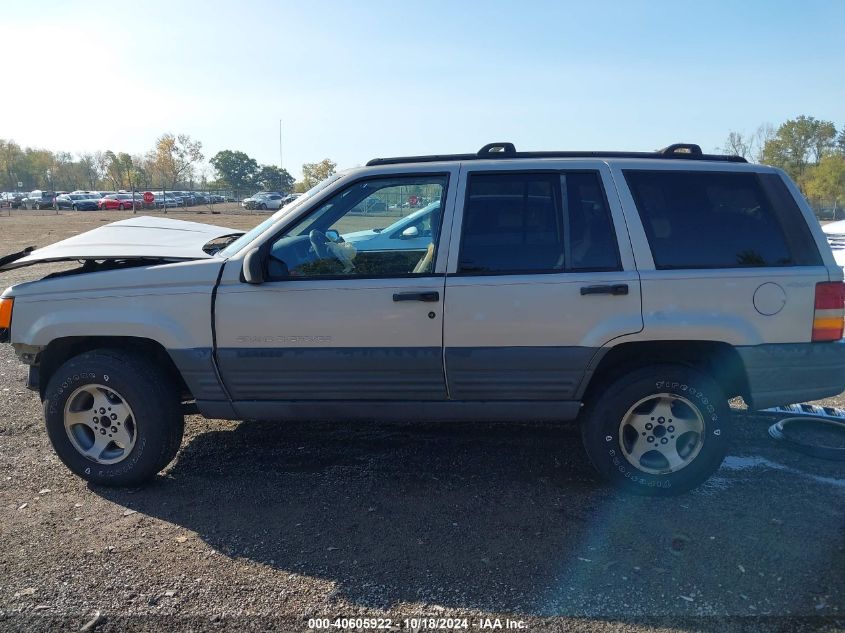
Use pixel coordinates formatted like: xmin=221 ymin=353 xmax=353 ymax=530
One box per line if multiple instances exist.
xmin=738 ymin=341 xmax=845 ymax=409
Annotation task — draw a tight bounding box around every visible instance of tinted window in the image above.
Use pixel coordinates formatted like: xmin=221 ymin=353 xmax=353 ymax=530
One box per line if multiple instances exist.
xmin=459 ymin=173 xmax=563 ymax=273
xmin=458 ymin=171 xmax=619 ymax=274
xmin=624 ymin=170 xmax=821 ymax=269
xmin=565 ymin=172 xmax=620 ymax=271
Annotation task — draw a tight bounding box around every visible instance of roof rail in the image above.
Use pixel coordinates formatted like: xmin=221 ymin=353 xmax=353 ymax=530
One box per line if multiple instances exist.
xmin=366 ymin=142 xmax=747 ymax=166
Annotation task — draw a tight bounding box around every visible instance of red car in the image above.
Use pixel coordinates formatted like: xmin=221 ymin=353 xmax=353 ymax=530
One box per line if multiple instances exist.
xmin=98 ymin=193 xmax=140 ymax=210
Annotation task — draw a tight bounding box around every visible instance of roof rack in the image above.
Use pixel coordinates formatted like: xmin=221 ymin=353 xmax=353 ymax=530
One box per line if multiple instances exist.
xmin=366 ymin=142 xmax=747 ymax=166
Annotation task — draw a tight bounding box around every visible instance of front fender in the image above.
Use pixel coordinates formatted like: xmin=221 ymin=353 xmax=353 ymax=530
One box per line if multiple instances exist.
xmin=12 ymin=297 xmax=212 ymax=351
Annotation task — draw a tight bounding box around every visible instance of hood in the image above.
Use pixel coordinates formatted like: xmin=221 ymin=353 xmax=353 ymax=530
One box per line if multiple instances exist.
xmin=0 ymin=216 xmax=243 ymax=271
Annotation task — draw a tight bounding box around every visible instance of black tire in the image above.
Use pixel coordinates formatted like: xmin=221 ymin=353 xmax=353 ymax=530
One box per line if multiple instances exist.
xmin=259 ymin=203 xmax=267 ymax=210
xmin=72 ymin=204 xmax=78 ymax=211
xmin=119 ymin=204 xmax=125 ymax=210
xmin=580 ymin=364 xmax=730 ymax=496
xmin=43 ymin=349 xmax=184 ymax=486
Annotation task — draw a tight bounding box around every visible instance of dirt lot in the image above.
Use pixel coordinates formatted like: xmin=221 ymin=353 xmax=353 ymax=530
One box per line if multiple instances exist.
xmin=0 ymin=212 xmax=843 ymax=633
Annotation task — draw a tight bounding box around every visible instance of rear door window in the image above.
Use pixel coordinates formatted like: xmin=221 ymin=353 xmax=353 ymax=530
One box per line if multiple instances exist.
xmin=457 ymin=171 xmax=620 ymax=274
xmin=623 ymin=170 xmax=821 ymax=269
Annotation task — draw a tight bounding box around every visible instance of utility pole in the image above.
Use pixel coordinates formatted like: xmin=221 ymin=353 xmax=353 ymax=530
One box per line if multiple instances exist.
xmin=279 ymin=119 xmax=283 ymax=170
xmin=279 ymin=118 xmax=284 ymax=192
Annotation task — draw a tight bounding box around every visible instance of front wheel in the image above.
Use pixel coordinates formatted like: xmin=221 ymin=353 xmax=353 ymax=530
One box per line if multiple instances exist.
xmin=72 ymin=204 xmax=78 ymax=211
xmin=43 ymin=349 xmax=184 ymax=486
xmin=119 ymin=204 xmax=125 ymax=210
xmin=580 ymin=364 xmax=729 ymax=496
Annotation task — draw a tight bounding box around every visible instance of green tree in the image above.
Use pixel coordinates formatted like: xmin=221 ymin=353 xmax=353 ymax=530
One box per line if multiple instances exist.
xmin=804 ymin=155 xmax=845 ymax=211
xmin=52 ymin=151 xmax=75 ymax=190
xmin=77 ymin=153 xmax=100 ymax=190
xmin=209 ymin=150 xmax=259 ymax=192
xmin=295 ymin=158 xmax=336 ymax=192
xmin=760 ymin=115 xmax=837 ymax=181
xmin=0 ymin=140 xmax=25 ymax=190
xmin=150 ymin=133 xmax=204 ymax=188
xmin=26 ymin=149 xmax=55 ymax=190
xmin=836 ymin=129 xmax=845 ymax=156
xmin=254 ymin=165 xmax=295 ymax=192
xmin=104 ymin=150 xmax=125 ymax=189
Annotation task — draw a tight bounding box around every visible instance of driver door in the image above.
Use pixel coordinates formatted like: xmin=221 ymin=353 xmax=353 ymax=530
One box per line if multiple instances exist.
xmin=213 ymin=167 xmax=458 ymax=415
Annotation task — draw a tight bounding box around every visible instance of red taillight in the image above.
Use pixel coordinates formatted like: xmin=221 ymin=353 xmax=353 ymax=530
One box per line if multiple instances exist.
xmin=812 ymin=282 xmax=845 ymax=341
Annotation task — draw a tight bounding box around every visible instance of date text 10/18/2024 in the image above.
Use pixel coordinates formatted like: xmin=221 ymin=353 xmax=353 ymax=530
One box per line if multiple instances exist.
xmin=308 ymin=617 xmax=528 ymax=630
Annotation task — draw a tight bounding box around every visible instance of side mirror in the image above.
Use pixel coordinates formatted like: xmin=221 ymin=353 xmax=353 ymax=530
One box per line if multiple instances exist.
xmin=325 ymin=229 xmax=340 ymax=243
xmin=242 ymin=247 xmax=266 ymax=284
xmin=401 ymin=225 xmax=419 ymax=239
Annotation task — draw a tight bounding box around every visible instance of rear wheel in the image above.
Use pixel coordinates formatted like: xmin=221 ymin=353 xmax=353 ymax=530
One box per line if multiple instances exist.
xmin=72 ymin=204 xmax=78 ymax=211
xmin=43 ymin=349 xmax=184 ymax=486
xmin=119 ymin=203 xmax=125 ymax=210
xmin=580 ymin=364 xmax=729 ymax=495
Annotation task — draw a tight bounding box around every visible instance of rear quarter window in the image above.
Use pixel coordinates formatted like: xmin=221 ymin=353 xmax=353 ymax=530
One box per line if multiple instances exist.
xmin=623 ymin=170 xmax=821 ymax=269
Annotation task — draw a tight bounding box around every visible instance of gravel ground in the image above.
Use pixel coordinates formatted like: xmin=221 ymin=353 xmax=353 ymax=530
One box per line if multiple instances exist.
xmin=0 ymin=214 xmax=843 ymax=633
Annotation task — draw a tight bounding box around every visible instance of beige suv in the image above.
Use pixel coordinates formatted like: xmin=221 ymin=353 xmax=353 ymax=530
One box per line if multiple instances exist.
xmin=2 ymin=142 xmax=844 ymax=495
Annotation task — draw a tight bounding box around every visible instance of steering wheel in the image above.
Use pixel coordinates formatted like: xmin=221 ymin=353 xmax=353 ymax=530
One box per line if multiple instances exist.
xmin=309 ymin=229 xmax=355 ymax=271
xmin=309 ymin=229 xmax=331 ymax=259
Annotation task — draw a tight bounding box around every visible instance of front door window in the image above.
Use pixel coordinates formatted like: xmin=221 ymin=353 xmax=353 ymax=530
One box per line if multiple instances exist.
xmin=266 ymin=176 xmax=448 ymax=279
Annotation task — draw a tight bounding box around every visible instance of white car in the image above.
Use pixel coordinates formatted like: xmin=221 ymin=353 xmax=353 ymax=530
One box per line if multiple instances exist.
xmin=822 ymin=219 xmax=845 ymax=267
xmin=343 ymin=201 xmax=440 ymax=251
xmin=242 ymin=193 xmax=284 ymax=211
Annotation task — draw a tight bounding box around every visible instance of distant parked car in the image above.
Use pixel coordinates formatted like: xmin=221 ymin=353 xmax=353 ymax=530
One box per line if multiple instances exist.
xmin=172 ymin=191 xmax=195 ymax=206
xmin=1 ymin=192 xmax=26 ymax=208
xmin=22 ymin=190 xmax=57 ymax=210
xmin=98 ymin=193 xmax=141 ymax=210
xmin=343 ymin=201 xmax=441 ymax=252
xmin=151 ymin=193 xmax=181 ymax=208
xmin=242 ymin=192 xmax=283 ymax=210
xmin=353 ymin=197 xmax=387 ymax=214
xmin=55 ymin=193 xmax=100 ymax=211
xmin=280 ymin=193 xmax=301 ymax=207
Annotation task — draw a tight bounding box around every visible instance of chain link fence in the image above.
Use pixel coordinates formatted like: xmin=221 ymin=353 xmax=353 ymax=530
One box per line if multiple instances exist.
xmin=811 ymin=199 xmax=844 ymax=221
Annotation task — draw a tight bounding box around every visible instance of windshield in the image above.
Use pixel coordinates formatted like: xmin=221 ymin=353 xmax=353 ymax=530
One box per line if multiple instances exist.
xmin=219 ymin=171 xmax=348 ymax=258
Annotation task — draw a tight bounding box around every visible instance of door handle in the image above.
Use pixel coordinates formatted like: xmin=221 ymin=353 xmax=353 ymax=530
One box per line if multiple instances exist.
xmin=393 ymin=291 xmax=440 ymax=302
xmin=580 ymin=284 xmax=629 ymax=296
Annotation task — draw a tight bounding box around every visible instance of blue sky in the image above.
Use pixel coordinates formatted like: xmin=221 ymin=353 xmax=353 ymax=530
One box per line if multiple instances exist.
xmin=2 ymin=0 xmax=843 ymax=178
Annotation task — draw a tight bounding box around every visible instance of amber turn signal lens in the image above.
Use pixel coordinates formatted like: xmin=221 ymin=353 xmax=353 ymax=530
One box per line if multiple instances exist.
xmin=0 ymin=297 xmax=13 ymax=330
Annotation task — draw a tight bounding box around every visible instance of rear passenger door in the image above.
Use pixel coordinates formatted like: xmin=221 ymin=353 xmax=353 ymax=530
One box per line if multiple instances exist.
xmin=442 ymin=163 xmax=643 ymax=401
